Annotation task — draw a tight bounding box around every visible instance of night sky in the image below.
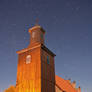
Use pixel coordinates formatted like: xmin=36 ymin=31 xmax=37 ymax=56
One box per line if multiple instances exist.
xmin=0 ymin=0 xmax=92 ymax=92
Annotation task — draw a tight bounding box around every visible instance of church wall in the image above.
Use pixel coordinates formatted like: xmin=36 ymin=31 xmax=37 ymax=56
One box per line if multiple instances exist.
xmin=41 ymin=48 xmax=55 ymax=92
xmin=16 ymin=47 xmax=41 ymax=92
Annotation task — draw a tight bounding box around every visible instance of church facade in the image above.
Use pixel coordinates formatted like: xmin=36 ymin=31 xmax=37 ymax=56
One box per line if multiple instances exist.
xmin=16 ymin=25 xmax=56 ymax=92
xmin=16 ymin=25 xmax=81 ymax=92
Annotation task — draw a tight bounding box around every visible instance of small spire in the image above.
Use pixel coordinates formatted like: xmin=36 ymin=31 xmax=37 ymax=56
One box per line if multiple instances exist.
xmin=68 ymin=78 xmax=71 ymax=81
xmin=73 ymin=80 xmax=76 ymax=83
xmin=35 ymin=18 xmax=39 ymax=26
xmin=67 ymin=78 xmax=71 ymax=83
xmin=78 ymin=86 xmax=81 ymax=88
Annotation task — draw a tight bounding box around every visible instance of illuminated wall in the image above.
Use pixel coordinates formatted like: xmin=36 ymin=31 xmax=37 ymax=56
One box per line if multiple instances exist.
xmin=16 ymin=25 xmax=56 ymax=92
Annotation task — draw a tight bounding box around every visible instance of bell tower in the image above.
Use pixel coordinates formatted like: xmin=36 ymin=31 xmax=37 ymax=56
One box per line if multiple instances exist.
xmin=16 ymin=25 xmax=56 ymax=92
xmin=28 ymin=25 xmax=45 ymax=47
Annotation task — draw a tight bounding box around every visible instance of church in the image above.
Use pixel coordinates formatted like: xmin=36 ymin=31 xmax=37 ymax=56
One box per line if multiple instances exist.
xmin=15 ymin=25 xmax=81 ymax=92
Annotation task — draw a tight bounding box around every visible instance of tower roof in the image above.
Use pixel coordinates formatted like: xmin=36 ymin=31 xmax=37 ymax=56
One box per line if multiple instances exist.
xmin=16 ymin=44 xmax=56 ymax=57
xmin=29 ymin=25 xmax=45 ymax=33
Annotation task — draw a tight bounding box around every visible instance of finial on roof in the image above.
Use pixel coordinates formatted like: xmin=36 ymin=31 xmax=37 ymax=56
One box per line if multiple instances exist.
xmin=72 ymin=80 xmax=76 ymax=88
xmin=68 ymin=78 xmax=71 ymax=81
xmin=78 ymin=86 xmax=81 ymax=92
xmin=35 ymin=18 xmax=39 ymax=26
xmin=67 ymin=78 xmax=71 ymax=83
xmin=73 ymin=80 xmax=76 ymax=83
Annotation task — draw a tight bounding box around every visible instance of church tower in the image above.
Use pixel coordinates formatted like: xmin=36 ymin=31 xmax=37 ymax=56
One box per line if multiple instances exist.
xmin=16 ymin=25 xmax=56 ymax=92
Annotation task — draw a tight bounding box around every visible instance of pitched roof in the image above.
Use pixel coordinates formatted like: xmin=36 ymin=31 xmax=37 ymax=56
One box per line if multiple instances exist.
xmin=29 ymin=25 xmax=45 ymax=33
xmin=56 ymin=75 xmax=77 ymax=92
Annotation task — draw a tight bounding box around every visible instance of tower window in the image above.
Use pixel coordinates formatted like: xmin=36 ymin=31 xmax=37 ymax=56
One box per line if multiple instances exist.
xmin=32 ymin=32 xmax=35 ymax=38
xmin=26 ymin=55 xmax=31 ymax=64
xmin=47 ymin=56 xmax=50 ymax=64
xmin=41 ymin=33 xmax=43 ymax=39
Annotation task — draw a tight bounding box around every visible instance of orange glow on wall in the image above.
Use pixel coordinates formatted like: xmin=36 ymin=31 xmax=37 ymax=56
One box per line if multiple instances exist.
xmin=16 ymin=25 xmax=56 ymax=92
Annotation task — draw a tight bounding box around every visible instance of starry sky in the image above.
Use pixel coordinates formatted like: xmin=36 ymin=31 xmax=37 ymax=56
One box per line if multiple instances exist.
xmin=0 ymin=0 xmax=92 ymax=92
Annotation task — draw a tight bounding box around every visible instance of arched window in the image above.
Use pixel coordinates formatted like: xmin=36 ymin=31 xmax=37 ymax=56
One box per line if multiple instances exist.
xmin=32 ymin=32 xmax=35 ymax=38
xmin=26 ymin=55 xmax=31 ymax=64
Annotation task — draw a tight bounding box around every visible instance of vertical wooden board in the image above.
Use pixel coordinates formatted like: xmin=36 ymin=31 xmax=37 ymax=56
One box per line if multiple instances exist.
xmin=50 ymin=82 xmax=52 ymax=92
xmin=47 ymin=65 xmax=49 ymax=80
xmin=41 ymin=62 xmax=43 ymax=78
xmin=42 ymin=79 xmax=44 ymax=92
xmin=44 ymin=62 xmax=46 ymax=79
xmin=45 ymin=79 xmax=47 ymax=92
xmin=43 ymin=79 xmax=46 ymax=92
xmin=44 ymin=79 xmax=46 ymax=92
xmin=45 ymin=62 xmax=47 ymax=79
xmin=47 ymin=82 xmax=49 ymax=92
xmin=50 ymin=68 xmax=53 ymax=82
xmin=38 ymin=79 xmax=41 ymax=92
xmin=46 ymin=80 xmax=48 ymax=92
xmin=50 ymin=56 xmax=53 ymax=67
xmin=42 ymin=50 xmax=46 ymax=63
xmin=43 ymin=62 xmax=46 ymax=79
xmin=49 ymin=67 xmax=51 ymax=82
xmin=42 ymin=62 xmax=44 ymax=79
xmin=41 ymin=78 xmax=43 ymax=92
xmin=48 ymin=65 xmax=51 ymax=81
xmin=36 ymin=60 xmax=41 ymax=78
xmin=41 ymin=79 xmax=44 ymax=92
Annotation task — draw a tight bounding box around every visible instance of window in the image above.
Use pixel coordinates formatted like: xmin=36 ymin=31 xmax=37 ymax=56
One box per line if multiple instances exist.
xmin=47 ymin=56 xmax=50 ymax=64
xmin=26 ymin=55 xmax=31 ymax=64
xmin=32 ymin=32 xmax=35 ymax=38
xmin=41 ymin=33 xmax=43 ymax=39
